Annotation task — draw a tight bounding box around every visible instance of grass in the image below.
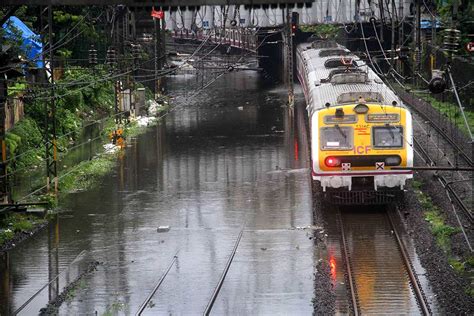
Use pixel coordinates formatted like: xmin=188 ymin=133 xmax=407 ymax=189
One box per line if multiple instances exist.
xmin=412 ymin=182 xmax=471 ymax=284
xmin=1 ymin=97 xmax=170 ymax=248
xmin=0 ymin=213 xmax=47 ymax=245
xmin=413 ymin=184 xmax=460 ymax=252
xmin=411 ymin=91 xmax=474 ymax=137
xmin=59 ymin=154 xmax=117 ymax=193
xmin=65 ymin=279 xmax=87 ymax=302
xmin=101 ymin=301 xmax=127 ymax=316
xmin=58 ymin=105 xmax=169 ymax=194
xmin=424 ymin=207 xmax=460 ymax=252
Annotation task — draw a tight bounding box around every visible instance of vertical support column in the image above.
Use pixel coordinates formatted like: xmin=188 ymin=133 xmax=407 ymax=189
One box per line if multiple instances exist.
xmin=47 ymin=215 xmax=59 ymax=304
xmin=160 ymin=12 xmax=166 ymax=90
xmin=414 ymin=0 xmax=421 ymax=86
xmin=0 ymin=77 xmax=9 ymax=204
xmin=154 ymin=14 xmax=162 ymax=98
xmin=398 ymin=0 xmax=404 ymax=75
xmin=41 ymin=5 xmax=58 ymax=193
xmin=378 ymin=0 xmax=384 ymax=42
xmin=391 ymin=0 xmax=396 ymax=66
xmin=127 ymin=8 xmax=134 ymax=117
xmin=285 ymin=7 xmax=294 ymax=108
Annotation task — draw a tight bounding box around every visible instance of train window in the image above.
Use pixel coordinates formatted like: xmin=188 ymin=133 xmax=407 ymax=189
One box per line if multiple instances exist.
xmin=324 ymin=58 xmax=357 ymax=68
xmin=337 ymin=92 xmax=384 ymax=104
xmin=320 ymin=126 xmax=353 ymax=150
xmin=373 ymin=126 xmax=404 ymax=148
xmin=319 ymin=49 xmax=349 ymax=57
xmin=324 ymin=115 xmax=357 ymax=124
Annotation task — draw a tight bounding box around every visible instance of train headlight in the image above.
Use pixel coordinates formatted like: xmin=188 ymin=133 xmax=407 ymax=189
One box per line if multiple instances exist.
xmin=325 ymin=156 xmax=341 ymax=167
xmin=385 ymin=155 xmax=401 ymax=166
xmin=353 ymin=103 xmax=369 ymax=114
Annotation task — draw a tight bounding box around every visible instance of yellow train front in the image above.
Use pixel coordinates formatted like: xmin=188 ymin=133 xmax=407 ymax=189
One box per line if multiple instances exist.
xmin=311 ymin=102 xmax=413 ymax=204
xmin=296 ymin=40 xmax=413 ymax=204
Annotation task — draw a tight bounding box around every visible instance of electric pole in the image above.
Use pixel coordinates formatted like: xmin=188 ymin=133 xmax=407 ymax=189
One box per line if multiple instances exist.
xmin=414 ymin=0 xmax=421 ymax=86
xmin=391 ymin=0 xmax=396 ymax=67
xmin=41 ymin=5 xmax=58 ymax=193
xmin=285 ymin=8 xmax=295 ymax=108
xmin=0 ymin=76 xmax=9 ymax=203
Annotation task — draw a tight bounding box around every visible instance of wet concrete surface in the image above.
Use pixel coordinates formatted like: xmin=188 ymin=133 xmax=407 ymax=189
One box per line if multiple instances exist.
xmin=0 ymin=71 xmax=316 ymax=315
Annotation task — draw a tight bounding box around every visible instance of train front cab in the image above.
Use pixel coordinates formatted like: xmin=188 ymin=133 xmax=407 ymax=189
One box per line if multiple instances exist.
xmin=311 ymin=101 xmax=413 ymax=205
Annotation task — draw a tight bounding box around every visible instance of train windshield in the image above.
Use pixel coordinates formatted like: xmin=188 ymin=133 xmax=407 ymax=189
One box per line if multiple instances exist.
xmin=320 ymin=126 xmax=353 ymax=150
xmin=373 ymin=126 xmax=404 ymax=148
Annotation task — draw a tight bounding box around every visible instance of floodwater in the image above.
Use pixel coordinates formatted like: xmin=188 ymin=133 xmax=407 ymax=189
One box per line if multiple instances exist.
xmin=0 ymin=71 xmax=316 ymax=315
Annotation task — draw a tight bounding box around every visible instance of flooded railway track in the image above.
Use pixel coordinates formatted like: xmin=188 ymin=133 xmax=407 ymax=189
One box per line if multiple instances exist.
xmin=136 ymin=253 xmax=179 ymax=316
xmin=203 ymin=227 xmax=244 ymax=315
xmin=135 ymin=228 xmax=245 ymax=315
xmin=338 ymin=210 xmax=430 ymax=315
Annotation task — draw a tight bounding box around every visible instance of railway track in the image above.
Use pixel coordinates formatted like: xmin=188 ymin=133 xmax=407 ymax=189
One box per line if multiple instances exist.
xmin=135 ymin=228 xmax=244 ymax=315
xmin=396 ymin=88 xmax=473 ymax=167
xmin=135 ymin=252 xmax=179 ymax=316
xmin=397 ymin=98 xmax=473 ymax=248
xmin=203 ymin=227 xmax=244 ymax=315
xmin=395 ymin=88 xmax=473 ymax=224
xmin=338 ymin=210 xmax=430 ymax=315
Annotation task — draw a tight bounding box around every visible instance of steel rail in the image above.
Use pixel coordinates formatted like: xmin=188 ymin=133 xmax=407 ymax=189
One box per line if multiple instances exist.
xmin=135 ymin=252 xmax=179 ymax=316
xmin=413 ymin=137 xmax=473 ymax=223
xmin=203 ymin=228 xmax=244 ymax=316
xmin=398 ymin=89 xmax=473 ymax=167
xmin=386 ymin=211 xmax=431 ymax=316
xmin=337 ymin=212 xmax=359 ymax=316
xmin=14 ymin=250 xmax=87 ymax=315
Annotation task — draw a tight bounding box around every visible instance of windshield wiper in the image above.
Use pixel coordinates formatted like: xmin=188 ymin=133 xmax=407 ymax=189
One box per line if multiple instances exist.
xmin=386 ymin=123 xmax=395 ymax=140
xmin=335 ymin=124 xmax=347 ymax=139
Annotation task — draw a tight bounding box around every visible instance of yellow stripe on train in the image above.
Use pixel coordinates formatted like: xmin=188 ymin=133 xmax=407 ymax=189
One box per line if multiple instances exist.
xmin=315 ymin=103 xmax=410 ymax=172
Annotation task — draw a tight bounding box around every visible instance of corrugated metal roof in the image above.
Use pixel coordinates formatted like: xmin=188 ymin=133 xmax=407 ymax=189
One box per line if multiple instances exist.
xmin=296 ymin=41 xmax=404 ymax=115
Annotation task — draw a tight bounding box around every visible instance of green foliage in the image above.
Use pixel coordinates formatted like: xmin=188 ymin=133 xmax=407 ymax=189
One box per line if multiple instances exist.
xmin=0 ymin=213 xmax=47 ymax=245
xmin=412 ymin=91 xmax=474 ymax=137
xmin=448 ymin=258 xmax=465 ymax=273
xmin=40 ymin=192 xmax=58 ymax=209
xmin=59 ymin=154 xmax=116 ymax=193
xmin=53 ymin=9 xmax=99 ymax=41
xmin=0 ymin=229 xmax=14 ymax=245
xmin=411 ymin=179 xmax=422 ymax=190
xmin=57 ymin=48 xmax=73 ymax=59
xmin=434 ymin=0 xmax=474 ymax=54
xmin=300 ymin=24 xmax=340 ymax=39
xmin=7 ymin=82 xmax=26 ymax=97
xmin=466 ymin=256 xmax=474 ymax=267
xmin=6 ymin=118 xmax=44 ymax=169
xmin=425 ymin=209 xmax=460 ymax=252
xmin=414 ymin=185 xmax=460 ymax=252
xmin=15 ymin=68 xmax=115 ymax=170
xmin=101 ymin=301 xmax=127 ymax=316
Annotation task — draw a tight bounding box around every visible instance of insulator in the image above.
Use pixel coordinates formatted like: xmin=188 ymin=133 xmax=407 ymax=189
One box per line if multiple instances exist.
xmin=130 ymin=43 xmax=142 ymax=61
xmin=415 ymin=49 xmax=421 ymax=66
xmin=106 ymin=47 xmax=117 ymax=66
xmin=88 ymin=44 xmax=98 ymax=65
xmin=443 ymin=28 xmax=460 ymax=56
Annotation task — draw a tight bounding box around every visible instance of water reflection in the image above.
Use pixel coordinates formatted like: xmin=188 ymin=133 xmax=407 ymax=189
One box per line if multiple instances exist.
xmin=1 ymin=71 xmax=315 ymax=314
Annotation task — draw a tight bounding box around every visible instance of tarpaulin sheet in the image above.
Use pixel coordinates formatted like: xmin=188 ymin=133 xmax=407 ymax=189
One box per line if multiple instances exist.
xmin=2 ymin=16 xmax=43 ymax=68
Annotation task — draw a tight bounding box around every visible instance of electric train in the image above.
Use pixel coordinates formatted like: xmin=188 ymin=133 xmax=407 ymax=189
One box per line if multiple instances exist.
xmin=296 ymin=40 xmax=413 ymax=204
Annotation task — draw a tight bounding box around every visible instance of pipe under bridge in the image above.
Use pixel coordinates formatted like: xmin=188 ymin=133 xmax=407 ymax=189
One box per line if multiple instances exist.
xmin=171 ymin=26 xmax=286 ymax=79
xmin=172 ymin=28 xmax=259 ymax=53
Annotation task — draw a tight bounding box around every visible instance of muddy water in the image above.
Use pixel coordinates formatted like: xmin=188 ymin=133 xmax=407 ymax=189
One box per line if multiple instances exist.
xmin=0 ymin=71 xmax=316 ymax=315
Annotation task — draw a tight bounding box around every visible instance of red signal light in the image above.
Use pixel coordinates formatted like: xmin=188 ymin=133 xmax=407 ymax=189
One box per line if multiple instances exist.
xmin=291 ymin=24 xmax=297 ymax=34
xmin=325 ymin=156 xmax=341 ymax=167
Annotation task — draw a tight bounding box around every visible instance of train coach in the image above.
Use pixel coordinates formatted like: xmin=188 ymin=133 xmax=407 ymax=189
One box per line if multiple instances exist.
xmin=296 ymin=40 xmax=413 ymax=204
